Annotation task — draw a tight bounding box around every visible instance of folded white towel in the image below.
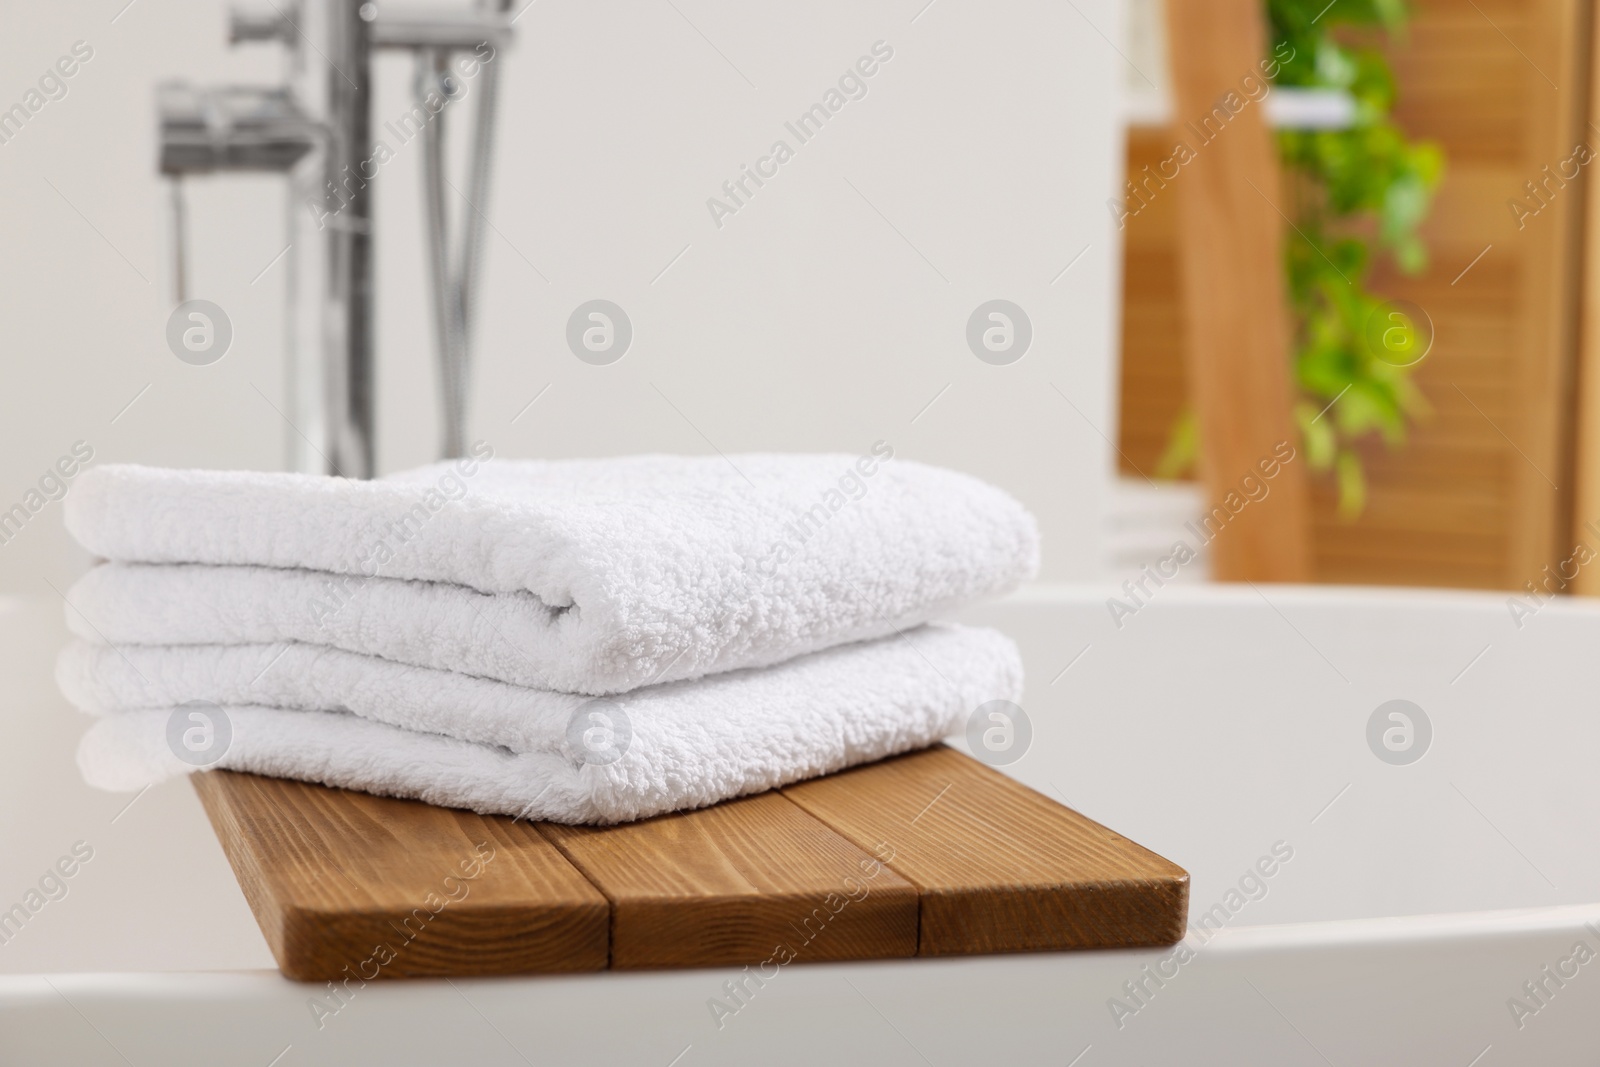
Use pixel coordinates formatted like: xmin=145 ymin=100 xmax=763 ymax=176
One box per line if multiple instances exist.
xmin=65 ymin=452 xmax=1038 ymax=695
xmin=64 ymin=625 xmax=1021 ymax=824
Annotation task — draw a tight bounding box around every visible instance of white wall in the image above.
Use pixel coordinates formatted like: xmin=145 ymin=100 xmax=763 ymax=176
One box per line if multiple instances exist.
xmin=0 ymin=0 xmax=1124 ymax=591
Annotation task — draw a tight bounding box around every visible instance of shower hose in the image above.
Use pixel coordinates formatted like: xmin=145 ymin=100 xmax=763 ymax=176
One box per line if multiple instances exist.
xmin=416 ymin=8 xmax=504 ymax=461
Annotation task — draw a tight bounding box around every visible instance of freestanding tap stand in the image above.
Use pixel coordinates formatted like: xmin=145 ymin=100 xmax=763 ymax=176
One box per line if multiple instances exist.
xmin=157 ymin=1 xmax=512 ymax=479
xmin=324 ymin=0 xmax=375 ymax=480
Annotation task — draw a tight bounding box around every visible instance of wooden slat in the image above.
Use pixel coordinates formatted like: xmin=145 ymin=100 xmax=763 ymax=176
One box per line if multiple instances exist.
xmin=1502 ymin=0 xmax=1584 ymax=588
xmin=538 ymin=791 xmax=919 ymax=969
xmin=782 ymin=746 xmax=1189 ymax=955
xmin=192 ymin=771 xmax=611 ymax=980
xmin=1571 ymin=0 xmax=1600 ymax=595
xmin=1162 ymin=0 xmax=1314 ymax=582
xmin=194 ymin=749 xmax=1189 ymax=978
xmin=1117 ymin=127 xmax=1189 ymax=478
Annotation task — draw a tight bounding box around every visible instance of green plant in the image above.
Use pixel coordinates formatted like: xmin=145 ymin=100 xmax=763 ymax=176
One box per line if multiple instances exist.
xmin=1158 ymin=0 xmax=1443 ymax=517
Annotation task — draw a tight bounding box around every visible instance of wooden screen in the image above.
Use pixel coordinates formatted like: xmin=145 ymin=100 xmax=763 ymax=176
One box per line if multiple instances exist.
xmin=1118 ymin=0 xmax=1588 ymax=590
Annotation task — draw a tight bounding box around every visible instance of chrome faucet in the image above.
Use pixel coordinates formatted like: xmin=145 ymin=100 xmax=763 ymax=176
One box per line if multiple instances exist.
xmin=157 ymin=1 xmax=513 ymax=479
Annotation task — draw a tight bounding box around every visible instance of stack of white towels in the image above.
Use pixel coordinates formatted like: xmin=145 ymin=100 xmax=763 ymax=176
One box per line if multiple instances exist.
xmin=57 ymin=447 xmax=1038 ymax=824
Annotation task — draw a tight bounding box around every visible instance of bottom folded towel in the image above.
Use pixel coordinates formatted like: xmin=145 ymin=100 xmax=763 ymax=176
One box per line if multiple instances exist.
xmin=62 ymin=624 xmax=1022 ymax=824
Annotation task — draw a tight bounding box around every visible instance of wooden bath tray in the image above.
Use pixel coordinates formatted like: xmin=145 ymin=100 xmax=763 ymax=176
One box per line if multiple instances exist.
xmin=192 ymin=745 xmax=1188 ymax=980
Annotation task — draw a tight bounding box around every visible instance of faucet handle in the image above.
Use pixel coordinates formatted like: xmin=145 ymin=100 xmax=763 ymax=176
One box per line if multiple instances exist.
xmin=229 ymin=3 xmax=299 ymax=46
xmin=157 ymin=82 xmax=319 ymax=175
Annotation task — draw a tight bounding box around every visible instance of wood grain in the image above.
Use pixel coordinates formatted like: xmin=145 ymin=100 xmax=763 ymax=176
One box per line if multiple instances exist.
xmin=1162 ymin=0 xmax=1314 ymax=582
xmin=194 ymin=749 xmax=1189 ymax=978
xmin=539 ymin=791 xmax=919 ymax=969
xmin=192 ymin=771 xmax=610 ymax=980
xmin=783 ymin=746 xmax=1189 ymax=955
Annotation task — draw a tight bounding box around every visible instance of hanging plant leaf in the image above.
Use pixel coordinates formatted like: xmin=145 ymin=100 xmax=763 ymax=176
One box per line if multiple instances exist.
xmin=1162 ymin=0 xmax=1441 ymax=518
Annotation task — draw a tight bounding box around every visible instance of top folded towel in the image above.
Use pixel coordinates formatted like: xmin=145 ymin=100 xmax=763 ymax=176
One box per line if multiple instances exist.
xmin=65 ymin=447 xmax=1038 ymax=694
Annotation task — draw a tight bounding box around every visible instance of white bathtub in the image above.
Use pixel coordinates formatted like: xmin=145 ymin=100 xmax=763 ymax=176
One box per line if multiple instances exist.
xmin=2 ymin=584 xmax=1597 ymax=1065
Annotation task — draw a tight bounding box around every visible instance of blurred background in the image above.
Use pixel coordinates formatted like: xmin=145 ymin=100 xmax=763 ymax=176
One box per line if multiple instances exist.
xmin=0 ymin=0 xmax=1120 ymax=593
xmin=0 ymin=0 xmax=1592 ymax=600
xmin=1115 ymin=0 xmax=1593 ymax=595
xmin=9 ymin=8 xmax=1600 ymax=1060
